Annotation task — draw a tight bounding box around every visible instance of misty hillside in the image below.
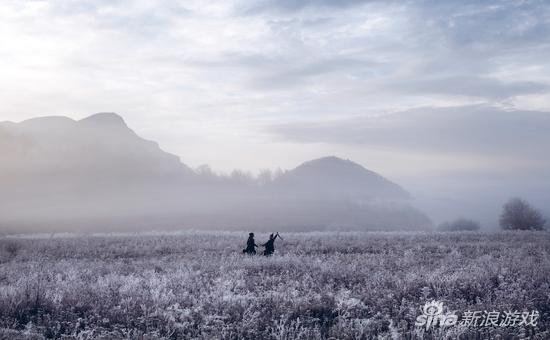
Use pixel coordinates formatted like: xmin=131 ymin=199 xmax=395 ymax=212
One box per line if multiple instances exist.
xmin=0 ymin=113 xmax=431 ymax=233
xmin=273 ymin=156 xmax=410 ymax=200
xmin=0 ymin=113 xmax=193 ymax=180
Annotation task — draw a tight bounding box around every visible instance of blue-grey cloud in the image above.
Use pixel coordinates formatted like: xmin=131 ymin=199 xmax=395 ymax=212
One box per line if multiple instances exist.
xmin=267 ymin=105 xmax=550 ymax=162
xmin=223 ymin=0 xmax=550 ymax=102
xmin=391 ymin=76 xmax=549 ymax=99
xmin=238 ymin=0 xmax=373 ymax=15
xmin=1 ymin=0 xmax=550 ymax=173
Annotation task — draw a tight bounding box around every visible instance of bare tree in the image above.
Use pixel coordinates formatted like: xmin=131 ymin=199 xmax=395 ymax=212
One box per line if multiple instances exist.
xmin=196 ymin=164 xmax=213 ymax=175
xmin=230 ymin=169 xmax=254 ymax=185
xmin=499 ymin=198 xmax=546 ymax=230
xmin=257 ymin=168 xmax=273 ymax=186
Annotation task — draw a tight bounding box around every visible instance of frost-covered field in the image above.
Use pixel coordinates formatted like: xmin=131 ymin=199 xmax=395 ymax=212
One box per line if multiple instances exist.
xmin=0 ymin=231 xmax=549 ymax=339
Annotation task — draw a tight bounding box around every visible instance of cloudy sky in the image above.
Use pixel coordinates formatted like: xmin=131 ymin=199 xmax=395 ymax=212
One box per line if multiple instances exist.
xmin=1 ymin=0 xmax=549 ymax=190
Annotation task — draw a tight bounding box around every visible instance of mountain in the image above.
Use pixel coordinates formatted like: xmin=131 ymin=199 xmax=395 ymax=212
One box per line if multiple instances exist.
xmin=0 ymin=113 xmax=431 ymax=233
xmin=0 ymin=113 xmax=196 ymax=232
xmin=0 ymin=113 xmax=193 ymax=179
xmin=242 ymin=156 xmax=430 ymax=231
xmin=274 ymin=156 xmax=410 ymax=200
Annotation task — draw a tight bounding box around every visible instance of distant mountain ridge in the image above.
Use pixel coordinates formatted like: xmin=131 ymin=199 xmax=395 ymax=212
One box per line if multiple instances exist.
xmin=0 ymin=113 xmax=194 ymax=178
xmin=0 ymin=113 xmax=431 ymax=233
xmin=275 ymin=156 xmax=410 ymax=200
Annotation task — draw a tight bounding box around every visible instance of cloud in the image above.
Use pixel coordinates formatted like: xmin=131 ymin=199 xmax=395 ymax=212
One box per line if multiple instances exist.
xmin=391 ymin=76 xmax=549 ymax=99
xmin=237 ymin=0 xmax=373 ymax=15
xmin=267 ymin=105 xmax=550 ymax=167
xmin=226 ymin=0 xmax=550 ymax=103
xmin=1 ymin=0 xmax=550 ymax=173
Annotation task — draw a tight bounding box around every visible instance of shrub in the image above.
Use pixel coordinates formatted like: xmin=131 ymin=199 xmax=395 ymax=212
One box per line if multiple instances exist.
xmin=499 ymin=198 xmax=546 ymax=230
xmin=438 ymin=218 xmax=481 ymax=231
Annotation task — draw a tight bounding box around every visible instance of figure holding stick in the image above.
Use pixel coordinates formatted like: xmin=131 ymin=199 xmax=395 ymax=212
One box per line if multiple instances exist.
xmin=262 ymin=232 xmax=281 ymax=256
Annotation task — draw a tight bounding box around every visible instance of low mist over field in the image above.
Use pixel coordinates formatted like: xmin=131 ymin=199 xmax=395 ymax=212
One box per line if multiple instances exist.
xmin=1 ymin=108 xmax=549 ymax=233
xmin=0 ymin=113 xmax=430 ymax=233
xmin=2 ymin=0 xmax=550 ymax=232
xmin=2 ymin=108 xmax=549 ymax=232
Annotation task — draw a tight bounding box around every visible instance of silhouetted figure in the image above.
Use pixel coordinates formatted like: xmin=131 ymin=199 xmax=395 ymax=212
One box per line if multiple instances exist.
xmin=242 ymin=232 xmax=258 ymax=255
xmin=262 ymin=232 xmax=281 ymax=256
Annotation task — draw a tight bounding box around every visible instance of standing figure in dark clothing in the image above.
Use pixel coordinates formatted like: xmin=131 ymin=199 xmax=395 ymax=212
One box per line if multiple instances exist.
xmin=262 ymin=232 xmax=281 ymax=256
xmin=243 ymin=232 xmax=258 ymax=255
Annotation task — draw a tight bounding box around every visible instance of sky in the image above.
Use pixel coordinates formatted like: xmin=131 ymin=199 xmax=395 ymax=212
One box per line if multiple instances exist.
xmin=1 ymin=0 xmax=549 ymax=195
